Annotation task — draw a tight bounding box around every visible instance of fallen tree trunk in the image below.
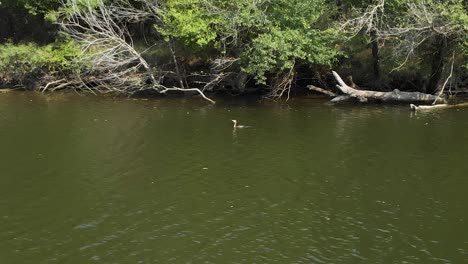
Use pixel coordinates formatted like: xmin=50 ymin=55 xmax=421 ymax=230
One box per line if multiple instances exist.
xmin=309 ymin=71 xmax=446 ymax=104
xmin=410 ymin=102 xmax=468 ymax=111
xmin=307 ymin=84 xmax=337 ymax=97
xmin=332 ymin=71 xmax=446 ymax=103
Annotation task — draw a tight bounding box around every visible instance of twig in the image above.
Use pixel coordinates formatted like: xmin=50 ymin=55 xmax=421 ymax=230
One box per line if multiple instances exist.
xmin=42 ymin=79 xmax=66 ymax=92
xmin=51 ymin=81 xmax=76 ymax=91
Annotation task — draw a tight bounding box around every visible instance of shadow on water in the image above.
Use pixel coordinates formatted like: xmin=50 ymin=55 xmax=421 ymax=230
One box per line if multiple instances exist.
xmin=0 ymin=92 xmax=467 ymax=263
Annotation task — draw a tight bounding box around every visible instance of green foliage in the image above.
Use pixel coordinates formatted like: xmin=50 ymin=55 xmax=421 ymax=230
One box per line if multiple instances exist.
xmin=159 ymin=0 xmax=341 ymax=84
xmin=441 ymin=0 xmax=468 ymax=26
xmin=0 ymin=41 xmax=82 ymax=82
xmin=244 ymin=28 xmax=340 ymax=84
xmin=158 ymin=0 xmax=269 ymax=50
xmin=462 ymin=41 xmax=468 ymax=69
xmin=439 ymin=0 xmax=468 ymax=68
xmin=1 ymin=0 xmax=465 ymax=91
xmin=242 ymin=0 xmax=341 ymax=84
xmin=158 ymin=0 xmax=220 ymax=49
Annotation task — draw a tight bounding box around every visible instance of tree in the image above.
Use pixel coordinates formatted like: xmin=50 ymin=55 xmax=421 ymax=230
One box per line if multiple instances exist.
xmin=158 ymin=0 xmax=342 ymax=99
xmin=57 ymin=0 xmax=215 ymax=103
xmin=341 ymin=0 xmax=467 ymax=94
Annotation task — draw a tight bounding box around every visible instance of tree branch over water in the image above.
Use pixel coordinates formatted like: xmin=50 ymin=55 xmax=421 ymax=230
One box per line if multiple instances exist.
xmin=57 ymin=0 xmax=215 ymax=103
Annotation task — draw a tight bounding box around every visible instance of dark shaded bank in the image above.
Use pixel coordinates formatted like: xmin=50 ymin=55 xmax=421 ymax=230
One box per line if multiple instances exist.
xmin=1 ymin=70 xmax=468 ymax=105
xmin=0 ymin=9 xmax=56 ymax=44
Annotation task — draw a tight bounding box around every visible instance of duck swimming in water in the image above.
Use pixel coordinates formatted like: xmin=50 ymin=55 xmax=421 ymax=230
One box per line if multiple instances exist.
xmin=231 ymin=120 xmax=250 ymax=128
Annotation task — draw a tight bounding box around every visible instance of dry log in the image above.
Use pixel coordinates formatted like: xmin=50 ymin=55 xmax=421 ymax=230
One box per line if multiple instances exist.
xmin=410 ymin=102 xmax=468 ymax=111
xmin=332 ymin=71 xmax=446 ymax=104
xmin=307 ymin=71 xmax=447 ymax=104
xmin=330 ymin=95 xmax=353 ymax=103
xmin=307 ymin=85 xmax=337 ymax=97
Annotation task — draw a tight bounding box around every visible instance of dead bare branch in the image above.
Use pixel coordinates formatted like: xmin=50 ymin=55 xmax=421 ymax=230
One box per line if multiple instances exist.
xmin=160 ymin=87 xmax=216 ymax=104
xmin=340 ymin=0 xmax=386 ymax=37
xmin=265 ymin=66 xmax=295 ymax=101
xmin=341 ymin=0 xmax=466 ymax=71
xmin=307 ymin=85 xmax=337 ymax=97
xmin=57 ymin=0 xmax=215 ymax=103
xmin=433 ymin=52 xmax=455 ymax=104
xmin=42 ymin=79 xmax=66 ymax=92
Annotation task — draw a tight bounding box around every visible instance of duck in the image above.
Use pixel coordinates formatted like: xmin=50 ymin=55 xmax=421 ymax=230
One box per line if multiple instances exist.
xmin=231 ymin=119 xmax=250 ymax=128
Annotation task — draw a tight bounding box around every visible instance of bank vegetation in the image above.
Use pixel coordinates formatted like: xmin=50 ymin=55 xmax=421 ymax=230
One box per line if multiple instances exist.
xmin=0 ymin=0 xmax=467 ymax=104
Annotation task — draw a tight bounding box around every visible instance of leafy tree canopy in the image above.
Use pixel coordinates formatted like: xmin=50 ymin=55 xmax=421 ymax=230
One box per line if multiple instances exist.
xmin=159 ymin=0 xmax=341 ymax=84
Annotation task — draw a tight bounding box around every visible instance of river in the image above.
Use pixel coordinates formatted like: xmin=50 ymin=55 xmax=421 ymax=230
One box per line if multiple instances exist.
xmin=0 ymin=92 xmax=467 ymax=263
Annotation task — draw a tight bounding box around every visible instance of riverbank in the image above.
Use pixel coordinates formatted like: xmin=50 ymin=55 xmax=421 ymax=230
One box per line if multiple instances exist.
xmin=1 ymin=1 xmax=466 ymax=103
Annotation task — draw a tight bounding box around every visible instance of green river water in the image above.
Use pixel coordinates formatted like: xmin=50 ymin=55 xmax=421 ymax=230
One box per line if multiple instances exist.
xmin=0 ymin=92 xmax=467 ymax=263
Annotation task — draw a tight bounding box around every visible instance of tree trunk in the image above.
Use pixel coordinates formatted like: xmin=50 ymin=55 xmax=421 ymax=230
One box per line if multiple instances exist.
xmin=371 ymin=31 xmax=381 ymax=80
xmin=7 ymin=12 xmax=16 ymax=42
xmin=168 ymin=38 xmax=186 ymax=89
xmin=426 ymin=37 xmax=446 ymax=94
